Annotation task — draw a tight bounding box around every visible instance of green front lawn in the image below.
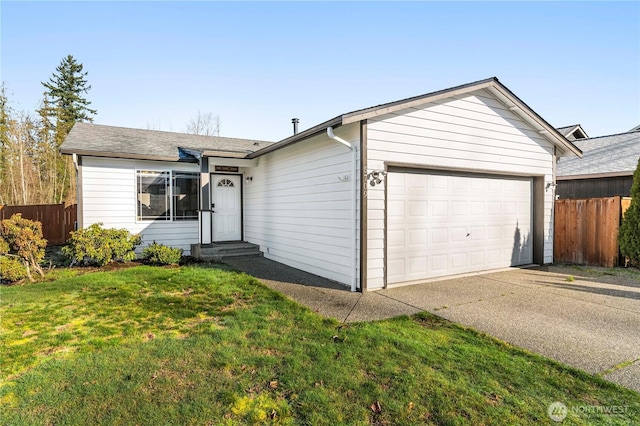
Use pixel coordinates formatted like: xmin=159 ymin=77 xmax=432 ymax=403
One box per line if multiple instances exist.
xmin=1 ymin=265 xmax=638 ymax=425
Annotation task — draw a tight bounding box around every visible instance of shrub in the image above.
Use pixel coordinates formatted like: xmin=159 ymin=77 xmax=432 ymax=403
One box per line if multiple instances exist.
xmin=0 ymin=256 xmax=28 ymax=283
xmin=142 ymin=242 xmax=183 ymax=265
xmin=619 ymin=159 xmax=640 ymax=266
xmin=0 ymin=214 xmax=47 ymax=281
xmin=63 ymin=223 xmax=141 ymax=266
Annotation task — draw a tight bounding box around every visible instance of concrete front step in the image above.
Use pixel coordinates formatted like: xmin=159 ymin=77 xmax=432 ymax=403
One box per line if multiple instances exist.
xmin=190 ymin=242 xmax=263 ymax=261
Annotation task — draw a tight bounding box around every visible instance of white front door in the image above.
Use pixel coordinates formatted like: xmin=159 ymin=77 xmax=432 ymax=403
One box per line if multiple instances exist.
xmin=212 ymin=175 xmax=242 ymax=241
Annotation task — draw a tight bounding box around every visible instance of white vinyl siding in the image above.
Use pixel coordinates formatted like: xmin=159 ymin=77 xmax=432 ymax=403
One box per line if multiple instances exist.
xmin=244 ymin=125 xmax=360 ymax=287
xmin=366 ymin=90 xmax=555 ymax=289
xmin=79 ymin=156 xmax=199 ymax=254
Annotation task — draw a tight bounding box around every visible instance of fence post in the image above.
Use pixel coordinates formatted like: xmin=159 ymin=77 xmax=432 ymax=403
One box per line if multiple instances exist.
xmin=60 ymin=203 xmax=65 ymax=246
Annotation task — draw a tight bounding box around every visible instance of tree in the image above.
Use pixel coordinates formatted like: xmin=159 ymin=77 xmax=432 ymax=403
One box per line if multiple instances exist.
xmin=185 ymin=111 xmax=220 ymax=136
xmin=41 ymin=54 xmax=96 ymax=143
xmin=0 ymin=84 xmax=11 ymax=205
xmin=619 ymin=158 xmax=640 ymax=266
xmin=40 ymin=55 xmax=96 ymax=203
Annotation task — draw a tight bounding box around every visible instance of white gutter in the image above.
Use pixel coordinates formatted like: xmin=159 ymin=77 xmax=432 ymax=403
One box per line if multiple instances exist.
xmin=327 ymin=126 xmax=358 ymax=292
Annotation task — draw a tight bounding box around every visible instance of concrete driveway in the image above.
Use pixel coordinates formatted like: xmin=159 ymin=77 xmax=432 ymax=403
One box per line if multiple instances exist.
xmin=379 ymin=266 xmax=640 ymax=393
xmin=225 ymin=258 xmax=640 ymax=393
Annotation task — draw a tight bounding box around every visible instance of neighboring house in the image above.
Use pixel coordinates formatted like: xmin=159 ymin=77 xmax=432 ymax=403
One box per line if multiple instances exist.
xmin=556 ymin=128 xmax=640 ymax=199
xmin=61 ymin=77 xmax=581 ymax=291
xmin=556 ymin=124 xmax=588 ymax=141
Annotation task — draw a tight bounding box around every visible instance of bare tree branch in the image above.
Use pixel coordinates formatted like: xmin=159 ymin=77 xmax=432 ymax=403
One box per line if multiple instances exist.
xmin=185 ymin=111 xmax=220 ymax=136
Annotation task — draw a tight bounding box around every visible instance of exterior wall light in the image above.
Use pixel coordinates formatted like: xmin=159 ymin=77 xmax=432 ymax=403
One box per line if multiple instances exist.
xmin=367 ymin=170 xmax=387 ymax=187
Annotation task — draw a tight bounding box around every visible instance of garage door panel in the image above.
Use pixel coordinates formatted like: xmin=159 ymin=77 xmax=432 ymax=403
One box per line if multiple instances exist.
xmin=451 ymin=227 xmax=468 ymax=242
xmin=431 ymin=175 xmax=448 ymax=189
xmin=487 ymin=225 xmax=501 ymax=240
xmin=451 ymin=253 xmax=467 ymax=268
xmin=431 ymin=228 xmax=448 ymax=244
xmin=387 ymin=259 xmax=405 ymax=283
xmin=387 ymin=229 xmax=404 ymax=248
xmin=470 ymin=251 xmax=485 ymax=266
xmin=431 ymin=255 xmax=447 ymax=271
xmin=409 ymin=201 xmax=428 ymax=217
xmin=431 ymin=200 xmax=448 ymax=216
xmin=409 ymin=174 xmax=427 ymax=189
xmin=388 ymin=171 xmax=533 ymax=284
xmin=470 ymin=201 xmax=485 ymax=216
xmin=452 ymin=201 xmax=466 ymax=216
xmin=387 ymin=200 xmax=404 ymax=218
xmin=409 ymin=257 xmax=427 ymax=275
xmin=408 ymin=229 xmax=427 ymax=247
xmin=469 ymin=226 xmax=485 ymax=241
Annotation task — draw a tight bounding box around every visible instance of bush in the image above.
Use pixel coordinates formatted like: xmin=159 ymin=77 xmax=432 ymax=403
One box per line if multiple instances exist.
xmin=619 ymin=159 xmax=640 ymax=266
xmin=142 ymin=242 xmax=183 ymax=266
xmin=0 ymin=256 xmax=28 ymax=282
xmin=63 ymin=223 xmax=141 ymax=266
xmin=0 ymin=214 xmax=47 ymax=281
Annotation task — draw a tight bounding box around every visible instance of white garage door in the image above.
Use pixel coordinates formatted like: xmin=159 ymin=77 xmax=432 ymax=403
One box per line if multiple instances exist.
xmin=387 ymin=171 xmax=533 ymax=285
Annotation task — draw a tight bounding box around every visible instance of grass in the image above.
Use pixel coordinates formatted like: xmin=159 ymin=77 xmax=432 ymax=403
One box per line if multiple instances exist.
xmin=566 ymin=264 xmax=640 ymax=280
xmin=1 ymin=265 xmax=639 ymax=425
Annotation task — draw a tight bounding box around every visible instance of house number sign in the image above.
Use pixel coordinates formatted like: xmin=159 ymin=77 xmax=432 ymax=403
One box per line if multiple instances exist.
xmin=214 ymin=166 xmax=239 ymax=173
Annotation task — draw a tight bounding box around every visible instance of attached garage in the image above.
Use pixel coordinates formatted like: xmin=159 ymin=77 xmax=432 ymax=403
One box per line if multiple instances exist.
xmin=386 ymin=170 xmax=533 ymax=284
xmin=355 ymin=78 xmax=582 ymax=290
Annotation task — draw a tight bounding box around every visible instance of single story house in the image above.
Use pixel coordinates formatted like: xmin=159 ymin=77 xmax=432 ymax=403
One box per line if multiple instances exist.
xmin=557 ymin=128 xmax=640 ymax=199
xmin=61 ymin=77 xmax=581 ymax=291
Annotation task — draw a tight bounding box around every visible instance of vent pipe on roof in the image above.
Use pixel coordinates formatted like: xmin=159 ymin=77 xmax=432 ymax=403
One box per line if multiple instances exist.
xmin=292 ymin=118 xmax=299 ymax=135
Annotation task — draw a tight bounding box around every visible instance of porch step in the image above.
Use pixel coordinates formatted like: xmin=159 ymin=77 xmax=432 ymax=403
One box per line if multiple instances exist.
xmin=190 ymin=242 xmax=263 ymax=261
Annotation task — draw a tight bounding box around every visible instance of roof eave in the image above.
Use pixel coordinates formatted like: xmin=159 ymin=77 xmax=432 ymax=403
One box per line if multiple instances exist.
xmin=484 ymin=83 xmax=583 ymax=158
xmin=248 ymin=115 xmax=343 ymax=158
xmin=341 ymin=77 xmax=498 ymax=124
xmin=557 ymin=171 xmax=634 ymax=180
xmin=60 ymin=148 xmax=178 ymax=162
xmin=201 ymin=150 xmax=252 ymax=159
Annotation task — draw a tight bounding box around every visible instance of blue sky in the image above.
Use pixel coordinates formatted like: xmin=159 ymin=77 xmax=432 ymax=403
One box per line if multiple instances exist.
xmin=2 ymin=1 xmax=639 ymax=142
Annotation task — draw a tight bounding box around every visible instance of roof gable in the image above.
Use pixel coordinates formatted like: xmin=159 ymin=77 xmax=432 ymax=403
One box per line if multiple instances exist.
xmin=251 ymin=77 xmax=582 ymax=158
xmin=556 ymin=124 xmax=588 ymax=141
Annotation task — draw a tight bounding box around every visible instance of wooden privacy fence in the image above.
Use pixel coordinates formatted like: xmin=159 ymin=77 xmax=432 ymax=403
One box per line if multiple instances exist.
xmin=554 ymin=196 xmax=631 ymax=267
xmin=0 ymin=203 xmax=77 ymax=245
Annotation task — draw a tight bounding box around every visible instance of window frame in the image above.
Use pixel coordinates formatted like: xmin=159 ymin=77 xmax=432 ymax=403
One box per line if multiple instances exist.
xmin=136 ymin=170 xmax=200 ymax=222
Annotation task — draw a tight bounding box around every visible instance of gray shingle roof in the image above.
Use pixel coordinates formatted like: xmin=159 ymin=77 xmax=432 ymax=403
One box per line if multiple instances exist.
xmin=557 ymin=130 xmax=640 ymax=177
xmin=60 ymin=122 xmax=273 ymax=160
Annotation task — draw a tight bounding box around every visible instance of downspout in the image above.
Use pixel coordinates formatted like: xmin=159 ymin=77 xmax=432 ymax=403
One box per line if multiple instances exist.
xmin=327 ymin=127 xmax=358 ymax=292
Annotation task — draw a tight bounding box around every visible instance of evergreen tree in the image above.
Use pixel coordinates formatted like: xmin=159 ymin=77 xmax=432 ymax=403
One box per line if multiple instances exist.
xmin=41 ymin=54 xmax=96 ymax=146
xmin=40 ymin=55 xmax=96 ymax=203
xmin=619 ymin=158 xmax=640 ymax=266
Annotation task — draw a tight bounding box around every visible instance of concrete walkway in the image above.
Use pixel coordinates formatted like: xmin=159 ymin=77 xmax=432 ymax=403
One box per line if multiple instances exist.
xmin=224 ymin=257 xmax=640 ymax=393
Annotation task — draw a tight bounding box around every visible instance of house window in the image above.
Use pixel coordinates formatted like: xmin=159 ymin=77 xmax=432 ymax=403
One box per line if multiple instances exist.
xmin=217 ymin=178 xmax=235 ymax=187
xmin=137 ymin=170 xmax=199 ymax=221
xmin=173 ymin=172 xmax=199 ymax=220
